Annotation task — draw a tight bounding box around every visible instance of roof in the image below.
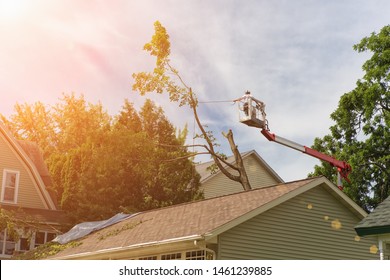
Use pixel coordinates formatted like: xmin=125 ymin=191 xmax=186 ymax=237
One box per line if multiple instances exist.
xmin=17 ymin=140 xmax=59 ymax=208
xmin=195 ymin=150 xmax=283 ymax=184
xmin=50 ymin=176 xmax=366 ymax=259
xmin=17 ymin=140 xmax=52 ymax=186
xmin=0 ymin=204 xmax=67 ymax=227
xmin=355 ymin=195 xmax=390 ymax=236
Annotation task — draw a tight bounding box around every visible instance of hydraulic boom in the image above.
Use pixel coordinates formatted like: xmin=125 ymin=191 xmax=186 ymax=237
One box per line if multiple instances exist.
xmin=235 ymin=91 xmax=352 ymax=189
xmin=261 ymin=129 xmax=352 ymax=189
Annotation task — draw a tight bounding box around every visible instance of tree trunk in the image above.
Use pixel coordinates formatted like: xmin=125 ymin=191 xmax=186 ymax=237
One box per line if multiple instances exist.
xmin=189 ymin=90 xmax=251 ymax=191
xmin=224 ymin=129 xmax=252 ymax=191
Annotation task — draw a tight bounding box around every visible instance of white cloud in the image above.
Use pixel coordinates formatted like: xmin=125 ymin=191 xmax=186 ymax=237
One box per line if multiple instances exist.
xmin=1 ymin=0 xmax=390 ymax=182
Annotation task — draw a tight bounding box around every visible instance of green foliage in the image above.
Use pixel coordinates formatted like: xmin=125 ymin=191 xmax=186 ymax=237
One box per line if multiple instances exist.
xmin=0 ymin=208 xmax=45 ymax=245
xmin=12 ymin=241 xmax=82 ymax=260
xmin=0 ymin=209 xmax=21 ymax=241
xmin=0 ymin=102 xmax=55 ymax=158
xmin=311 ymin=25 xmax=390 ymax=211
xmin=97 ymin=220 xmax=145 ymax=241
xmin=132 ymin=21 xmax=252 ymax=191
xmin=132 ymin=21 xmax=193 ymax=107
xmin=1 ymin=94 xmax=202 ymax=224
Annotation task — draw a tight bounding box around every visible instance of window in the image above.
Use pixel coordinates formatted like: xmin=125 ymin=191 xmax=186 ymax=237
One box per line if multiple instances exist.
xmin=0 ymin=229 xmax=57 ymax=257
xmin=19 ymin=237 xmax=30 ymax=252
xmin=136 ymin=249 xmax=215 ymax=260
xmin=186 ymin=249 xmax=215 ymax=260
xmin=46 ymin=232 xmax=56 ymax=242
xmin=34 ymin=232 xmax=45 ymax=248
xmin=186 ymin=250 xmax=206 ymax=260
xmin=0 ymin=230 xmax=16 ymax=257
xmin=34 ymin=231 xmax=57 ymax=248
xmin=1 ymin=169 xmax=20 ymax=203
xmin=139 ymin=256 xmax=157 ymax=260
xmin=161 ymin=253 xmax=182 ymax=260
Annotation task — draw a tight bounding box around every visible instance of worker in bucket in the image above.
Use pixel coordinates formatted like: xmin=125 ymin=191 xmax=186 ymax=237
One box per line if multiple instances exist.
xmin=234 ymin=91 xmax=266 ymax=121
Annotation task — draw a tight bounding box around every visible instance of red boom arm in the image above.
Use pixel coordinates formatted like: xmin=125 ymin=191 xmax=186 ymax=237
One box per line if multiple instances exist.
xmin=261 ymin=129 xmax=351 ymax=189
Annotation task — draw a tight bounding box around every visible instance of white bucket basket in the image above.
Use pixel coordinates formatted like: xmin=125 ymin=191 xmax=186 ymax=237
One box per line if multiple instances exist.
xmin=238 ymin=99 xmax=266 ymax=129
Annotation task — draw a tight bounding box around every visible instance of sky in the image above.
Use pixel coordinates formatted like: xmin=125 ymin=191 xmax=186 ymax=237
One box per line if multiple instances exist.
xmin=1 ymin=0 xmax=389 ymax=183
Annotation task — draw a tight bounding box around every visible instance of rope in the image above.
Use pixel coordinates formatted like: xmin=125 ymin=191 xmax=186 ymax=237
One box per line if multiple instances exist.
xmin=198 ymin=100 xmax=234 ymax=104
xmin=192 ymin=110 xmax=196 ymax=181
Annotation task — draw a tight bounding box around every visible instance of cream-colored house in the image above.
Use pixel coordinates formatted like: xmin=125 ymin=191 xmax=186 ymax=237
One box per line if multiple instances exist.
xmin=197 ymin=150 xmax=283 ymax=198
xmin=0 ymin=122 xmax=65 ymax=258
xmin=49 ymin=176 xmax=377 ymax=260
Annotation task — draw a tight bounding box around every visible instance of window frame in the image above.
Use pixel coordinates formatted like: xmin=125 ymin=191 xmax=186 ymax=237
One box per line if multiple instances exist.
xmin=1 ymin=169 xmax=20 ymax=204
xmin=135 ymin=249 xmax=215 ymax=260
xmin=33 ymin=231 xmax=57 ymax=248
xmin=0 ymin=229 xmax=16 ymax=258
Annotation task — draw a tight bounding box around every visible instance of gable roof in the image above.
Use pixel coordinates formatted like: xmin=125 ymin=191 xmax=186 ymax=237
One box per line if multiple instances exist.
xmin=196 ymin=150 xmax=283 ymax=184
xmin=355 ymin=195 xmax=390 ymax=236
xmin=17 ymin=140 xmax=52 ymax=187
xmin=0 ymin=122 xmax=57 ymax=210
xmin=17 ymin=140 xmax=59 ymax=208
xmin=51 ymin=176 xmax=366 ymax=259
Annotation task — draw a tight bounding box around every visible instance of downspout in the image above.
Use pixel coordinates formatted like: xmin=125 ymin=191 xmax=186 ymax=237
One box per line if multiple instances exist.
xmin=378 ymin=239 xmax=384 ymax=260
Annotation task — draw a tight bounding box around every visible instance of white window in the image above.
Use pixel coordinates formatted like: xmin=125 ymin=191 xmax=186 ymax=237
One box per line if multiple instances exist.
xmin=138 ymin=256 xmax=157 ymax=260
xmin=15 ymin=231 xmax=57 ymax=254
xmin=0 ymin=230 xmax=16 ymax=258
xmin=136 ymin=249 xmax=215 ymax=260
xmin=0 ymin=229 xmax=58 ymax=257
xmin=33 ymin=231 xmax=57 ymax=248
xmin=1 ymin=169 xmax=20 ymax=204
xmin=186 ymin=250 xmax=207 ymax=260
xmin=161 ymin=252 xmax=182 ymax=260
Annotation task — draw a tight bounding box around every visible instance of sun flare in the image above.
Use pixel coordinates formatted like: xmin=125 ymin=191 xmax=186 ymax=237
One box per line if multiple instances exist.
xmin=0 ymin=0 xmax=28 ymax=20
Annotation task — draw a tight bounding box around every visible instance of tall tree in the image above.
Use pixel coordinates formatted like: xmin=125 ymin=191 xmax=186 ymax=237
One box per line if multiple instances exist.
xmin=114 ymin=99 xmax=142 ymax=133
xmin=138 ymin=99 xmax=202 ymax=209
xmin=1 ymin=95 xmax=201 ymax=223
xmin=311 ymin=25 xmax=390 ymax=211
xmin=0 ymin=102 xmax=56 ymax=158
xmin=52 ymin=93 xmax=112 ymax=152
xmin=132 ymin=21 xmax=252 ymax=191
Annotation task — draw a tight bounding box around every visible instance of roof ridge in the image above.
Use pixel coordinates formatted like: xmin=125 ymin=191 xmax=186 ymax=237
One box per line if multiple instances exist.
xmin=133 ymin=176 xmax=319 ymax=216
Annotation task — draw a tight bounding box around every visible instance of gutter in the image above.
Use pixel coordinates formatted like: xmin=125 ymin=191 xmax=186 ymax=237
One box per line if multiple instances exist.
xmin=52 ymin=234 xmax=205 ymax=260
xmin=355 ymin=225 xmax=390 ymax=237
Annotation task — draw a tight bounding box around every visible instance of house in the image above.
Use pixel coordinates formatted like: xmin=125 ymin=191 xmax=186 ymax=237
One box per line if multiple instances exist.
xmin=355 ymin=195 xmax=390 ymax=260
xmin=0 ymin=122 xmax=66 ymax=258
xmin=196 ymin=150 xmax=283 ymax=199
xmin=48 ymin=176 xmax=377 ymax=260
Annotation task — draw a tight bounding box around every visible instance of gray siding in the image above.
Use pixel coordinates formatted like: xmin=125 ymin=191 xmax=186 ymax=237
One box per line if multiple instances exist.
xmin=202 ymin=154 xmax=281 ymax=199
xmin=218 ymin=185 xmax=378 ymax=259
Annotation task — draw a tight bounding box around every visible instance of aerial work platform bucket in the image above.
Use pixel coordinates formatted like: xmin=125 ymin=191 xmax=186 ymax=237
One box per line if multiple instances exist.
xmin=238 ymin=100 xmax=266 ymax=129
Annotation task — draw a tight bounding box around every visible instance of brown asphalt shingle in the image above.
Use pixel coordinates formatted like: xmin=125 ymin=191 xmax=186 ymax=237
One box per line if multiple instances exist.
xmin=52 ymin=177 xmax=316 ymax=259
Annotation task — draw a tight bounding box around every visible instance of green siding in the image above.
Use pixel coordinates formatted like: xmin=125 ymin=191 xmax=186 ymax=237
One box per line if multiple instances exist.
xmin=202 ymin=154 xmax=281 ymax=199
xmin=218 ymin=186 xmax=378 ymax=259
